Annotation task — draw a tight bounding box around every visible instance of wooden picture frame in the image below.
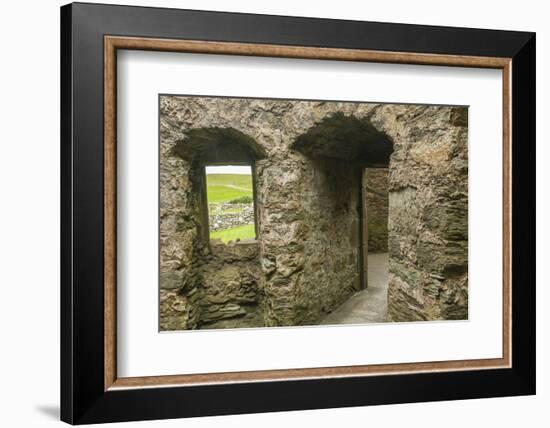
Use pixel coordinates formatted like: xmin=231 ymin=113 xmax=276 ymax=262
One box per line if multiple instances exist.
xmin=61 ymin=2 xmax=535 ymax=424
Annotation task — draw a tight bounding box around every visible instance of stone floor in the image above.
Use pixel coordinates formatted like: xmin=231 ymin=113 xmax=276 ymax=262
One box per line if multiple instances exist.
xmin=320 ymin=253 xmax=389 ymax=325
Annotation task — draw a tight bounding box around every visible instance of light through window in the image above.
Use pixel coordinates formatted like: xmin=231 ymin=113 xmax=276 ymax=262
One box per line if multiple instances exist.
xmin=205 ymin=165 xmax=256 ymax=243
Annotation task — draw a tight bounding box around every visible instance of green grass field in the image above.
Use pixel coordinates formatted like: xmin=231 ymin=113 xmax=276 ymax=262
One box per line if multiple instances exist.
xmin=210 ymin=223 xmax=255 ymax=243
xmin=205 ymin=174 xmax=252 ymax=203
xmin=207 ymin=174 xmax=255 ymax=242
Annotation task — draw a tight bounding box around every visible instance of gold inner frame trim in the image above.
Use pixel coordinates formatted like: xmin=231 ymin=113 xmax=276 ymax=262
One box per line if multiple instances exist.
xmin=104 ymin=35 xmax=512 ymax=391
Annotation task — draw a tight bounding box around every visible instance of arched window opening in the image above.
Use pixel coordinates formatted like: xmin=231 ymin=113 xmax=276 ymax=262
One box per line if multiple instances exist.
xmin=170 ymin=126 xmax=264 ymax=246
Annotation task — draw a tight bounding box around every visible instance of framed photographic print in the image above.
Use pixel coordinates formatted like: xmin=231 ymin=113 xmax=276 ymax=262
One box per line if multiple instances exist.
xmin=60 ymin=2 xmax=535 ymax=424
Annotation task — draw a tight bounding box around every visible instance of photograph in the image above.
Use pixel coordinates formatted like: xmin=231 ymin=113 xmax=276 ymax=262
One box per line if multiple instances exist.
xmin=159 ymin=95 xmax=469 ymax=331
xmin=0 ymin=0 xmax=541 ymax=425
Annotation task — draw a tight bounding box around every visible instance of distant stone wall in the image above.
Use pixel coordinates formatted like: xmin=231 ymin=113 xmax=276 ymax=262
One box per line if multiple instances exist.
xmin=208 ymin=203 xmax=254 ymax=232
xmin=364 ymin=168 xmax=389 ymax=253
xmin=159 ymin=96 xmax=469 ymax=330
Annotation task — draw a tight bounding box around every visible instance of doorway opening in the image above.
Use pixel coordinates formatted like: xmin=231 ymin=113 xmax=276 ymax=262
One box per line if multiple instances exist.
xmin=290 ymin=113 xmax=393 ymax=324
xmin=360 ymin=167 xmax=389 ymax=288
xmin=321 ymin=167 xmax=389 ymax=325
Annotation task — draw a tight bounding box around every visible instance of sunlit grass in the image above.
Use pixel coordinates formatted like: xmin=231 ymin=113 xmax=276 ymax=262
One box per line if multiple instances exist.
xmin=210 ymin=223 xmax=256 ymax=243
xmin=207 ymin=173 xmax=255 ymax=242
xmin=206 ymin=174 xmax=253 ymax=203
xmin=206 ymin=174 xmax=252 ymax=188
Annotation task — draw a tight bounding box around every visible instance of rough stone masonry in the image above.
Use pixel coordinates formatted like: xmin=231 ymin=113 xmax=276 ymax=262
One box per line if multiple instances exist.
xmin=159 ymin=96 xmax=468 ymax=330
xmin=364 ymin=168 xmax=389 ymax=253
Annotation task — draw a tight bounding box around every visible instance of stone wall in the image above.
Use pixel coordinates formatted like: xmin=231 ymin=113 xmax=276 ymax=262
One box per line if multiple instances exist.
xmin=160 ymin=240 xmax=262 ymax=330
xmin=208 ymin=202 xmax=254 ymax=232
xmin=364 ymin=168 xmax=389 ymax=253
xmin=159 ymin=160 xmax=204 ymax=330
xmin=293 ymin=159 xmax=362 ymax=324
xmin=386 ymin=107 xmax=468 ymax=321
xmin=159 ymin=96 xmax=469 ymax=330
xmin=199 ymin=241 xmax=263 ymax=329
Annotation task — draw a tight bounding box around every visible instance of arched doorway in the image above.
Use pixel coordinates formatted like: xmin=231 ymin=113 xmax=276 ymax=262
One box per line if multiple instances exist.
xmin=291 ymin=113 xmax=393 ymax=322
